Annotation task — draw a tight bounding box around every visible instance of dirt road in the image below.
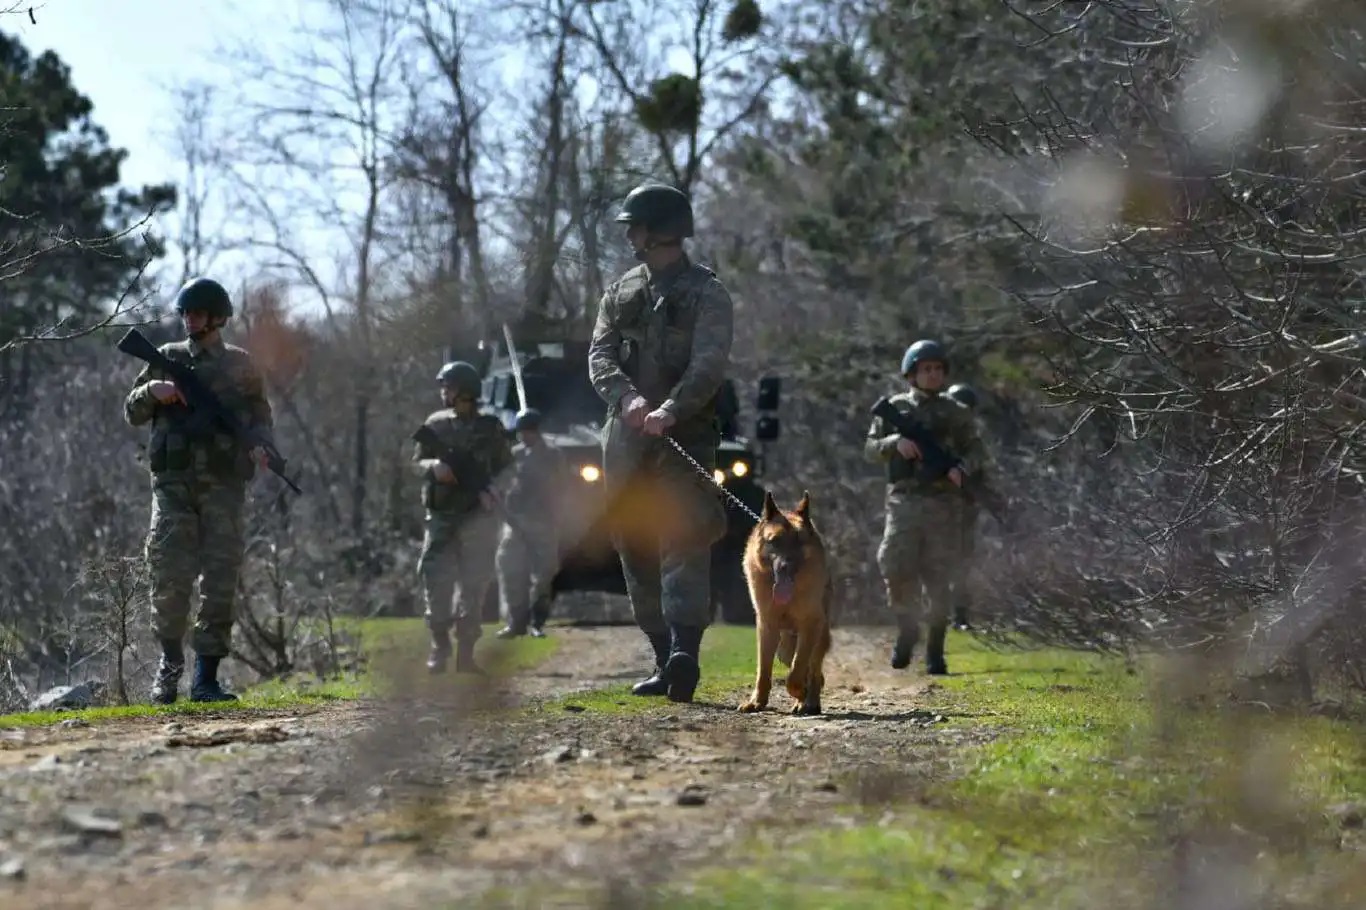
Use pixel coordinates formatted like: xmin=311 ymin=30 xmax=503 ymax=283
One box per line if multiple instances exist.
xmin=0 ymin=626 xmax=980 ymax=909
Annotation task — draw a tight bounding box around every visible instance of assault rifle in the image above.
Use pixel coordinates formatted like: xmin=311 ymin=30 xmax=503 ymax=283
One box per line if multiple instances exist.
xmin=869 ymin=396 xmax=1008 ymax=526
xmin=411 ymin=423 xmax=525 ymax=536
xmin=117 ymin=328 xmax=302 ymax=495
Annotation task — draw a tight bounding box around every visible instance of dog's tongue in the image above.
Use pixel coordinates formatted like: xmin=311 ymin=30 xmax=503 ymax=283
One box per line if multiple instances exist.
xmin=772 ymin=577 xmax=795 ymax=605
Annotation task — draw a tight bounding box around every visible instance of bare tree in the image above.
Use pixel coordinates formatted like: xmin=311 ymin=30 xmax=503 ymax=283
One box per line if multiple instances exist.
xmin=575 ymin=0 xmax=784 ymax=193
xmin=963 ymin=0 xmax=1366 ymax=697
xmin=224 ymin=0 xmax=408 ymax=537
xmin=392 ymin=0 xmax=500 ymax=351
xmin=162 ymin=82 xmax=232 ymax=287
xmin=75 ymin=555 xmax=147 ymax=706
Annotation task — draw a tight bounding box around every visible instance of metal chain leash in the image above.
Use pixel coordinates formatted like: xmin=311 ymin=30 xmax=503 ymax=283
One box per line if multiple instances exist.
xmin=663 ymin=435 xmax=764 ymax=524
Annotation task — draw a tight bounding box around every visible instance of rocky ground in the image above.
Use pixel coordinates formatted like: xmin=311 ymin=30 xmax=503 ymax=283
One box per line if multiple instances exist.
xmin=0 ymin=625 xmax=990 ymax=909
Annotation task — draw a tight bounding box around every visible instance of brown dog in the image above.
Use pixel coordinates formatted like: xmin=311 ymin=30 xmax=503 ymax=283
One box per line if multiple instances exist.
xmin=738 ymin=490 xmax=833 ymax=715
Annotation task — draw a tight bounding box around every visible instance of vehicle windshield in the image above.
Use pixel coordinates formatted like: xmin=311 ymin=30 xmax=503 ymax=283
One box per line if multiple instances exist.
xmin=518 ymin=357 xmax=606 ymax=430
xmin=492 ymin=345 xmax=740 ymax=438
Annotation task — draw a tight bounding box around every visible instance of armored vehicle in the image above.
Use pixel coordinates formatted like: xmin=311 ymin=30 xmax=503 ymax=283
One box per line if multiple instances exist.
xmin=472 ymin=333 xmax=781 ymax=625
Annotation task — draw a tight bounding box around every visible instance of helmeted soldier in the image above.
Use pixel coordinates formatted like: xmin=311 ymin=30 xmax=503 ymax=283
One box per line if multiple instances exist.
xmin=863 ymin=339 xmax=984 ymax=674
xmin=412 ymin=360 xmax=513 ymax=674
xmin=494 ymin=407 xmax=568 ymax=639
xmin=588 ymin=182 xmax=734 ymax=704
xmin=124 ymin=277 xmax=276 ymax=704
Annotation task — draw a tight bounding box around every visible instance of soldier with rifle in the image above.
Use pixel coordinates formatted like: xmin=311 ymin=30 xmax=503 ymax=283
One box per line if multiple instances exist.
xmin=410 ymin=361 xmax=513 ymax=674
xmin=863 ymin=339 xmax=985 ymax=675
xmin=122 ymin=277 xmax=288 ymax=705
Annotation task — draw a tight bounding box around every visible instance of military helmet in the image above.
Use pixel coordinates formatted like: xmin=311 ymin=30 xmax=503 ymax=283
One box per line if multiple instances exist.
xmin=514 ymin=408 xmax=543 ymax=431
xmin=946 ymin=383 xmax=978 ymax=409
xmin=174 ymin=277 xmax=233 ymax=318
xmin=901 ymin=339 xmax=949 ymax=376
xmin=614 ymin=183 xmax=694 ymax=238
xmin=436 ymin=361 xmax=481 ymax=397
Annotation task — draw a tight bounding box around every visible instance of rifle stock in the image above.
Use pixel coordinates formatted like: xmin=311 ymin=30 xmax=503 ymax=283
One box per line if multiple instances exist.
xmin=117 ymin=328 xmax=302 ymax=495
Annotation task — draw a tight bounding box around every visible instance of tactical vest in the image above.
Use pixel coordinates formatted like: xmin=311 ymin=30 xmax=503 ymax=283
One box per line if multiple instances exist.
xmin=420 ymin=412 xmax=503 ymax=514
xmin=147 ymin=345 xmax=253 ymax=481
xmin=613 ymin=262 xmax=721 ymax=437
xmin=885 ymin=395 xmax=958 ymax=493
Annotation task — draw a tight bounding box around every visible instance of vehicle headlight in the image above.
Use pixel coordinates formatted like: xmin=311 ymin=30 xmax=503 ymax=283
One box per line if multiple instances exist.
xmin=579 ymin=464 xmax=601 ymax=483
xmin=713 ymin=469 xmax=726 ymax=485
xmin=729 ymin=460 xmax=749 ymax=478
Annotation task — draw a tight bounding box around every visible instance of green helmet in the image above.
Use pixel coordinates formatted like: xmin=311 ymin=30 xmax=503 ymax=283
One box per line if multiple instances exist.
xmin=946 ymin=383 xmax=978 ymax=409
xmin=436 ymin=361 xmax=481 ymax=397
xmin=514 ymin=408 xmax=542 ymax=431
xmin=174 ymin=277 xmax=233 ymax=318
xmin=614 ymin=183 xmax=694 ymax=237
xmin=901 ymin=339 xmax=948 ymax=376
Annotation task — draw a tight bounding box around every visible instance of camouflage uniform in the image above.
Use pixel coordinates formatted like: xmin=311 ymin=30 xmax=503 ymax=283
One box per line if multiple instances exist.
xmin=864 ymin=387 xmax=983 ymax=673
xmin=589 ymin=255 xmax=733 ymax=700
xmin=495 ymin=435 xmax=567 ymax=634
xmin=412 ymin=407 xmax=513 ymax=669
xmin=946 ymin=384 xmax=990 ymax=630
xmin=125 ymin=333 xmax=274 ymax=700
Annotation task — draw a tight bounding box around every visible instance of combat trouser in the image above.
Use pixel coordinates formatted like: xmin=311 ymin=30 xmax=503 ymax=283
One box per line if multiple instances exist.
xmin=495 ymin=525 xmax=558 ymax=632
xmin=418 ymin=508 xmax=499 ymax=646
xmin=145 ymin=476 xmax=247 ymax=658
xmin=875 ymin=486 xmax=966 ymax=673
xmin=602 ymin=415 xmax=726 ymax=702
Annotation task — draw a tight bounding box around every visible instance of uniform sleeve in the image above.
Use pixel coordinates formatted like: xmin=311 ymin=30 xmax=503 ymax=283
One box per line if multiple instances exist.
xmin=412 ymin=427 xmax=439 ymax=479
xmin=241 ymin=356 xmax=276 ymax=447
xmin=659 ymin=278 xmax=734 ymax=420
xmin=588 ymin=286 xmax=639 ymax=408
xmin=949 ymin=408 xmax=984 ymax=478
xmin=863 ymin=414 xmax=901 ymax=463
xmin=124 ymin=362 xmax=161 ymax=427
xmin=489 ymin=421 xmax=515 ymax=477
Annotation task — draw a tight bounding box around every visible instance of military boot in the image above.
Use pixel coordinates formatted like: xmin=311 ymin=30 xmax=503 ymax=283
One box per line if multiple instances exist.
xmin=953 ymin=603 xmax=973 ymax=632
xmin=925 ymin=622 xmax=949 ymax=676
xmin=529 ymin=596 xmax=551 ymax=638
xmin=455 ymin=637 xmax=487 ymax=675
xmin=664 ymin=625 xmax=703 ymax=704
xmin=189 ymin=655 xmax=238 ymax=703
xmin=150 ymin=640 xmax=185 ymax=706
xmin=495 ymin=623 xmax=527 ymax=640
xmin=427 ymin=625 xmax=452 ymax=674
xmin=630 ymin=633 xmax=673 ymax=697
xmin=891 ymin=622 xmax=919 ymax=670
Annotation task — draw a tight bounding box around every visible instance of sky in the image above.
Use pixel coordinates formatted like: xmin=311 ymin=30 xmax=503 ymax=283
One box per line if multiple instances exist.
xmin=13 ymin=0 xmax=248 ymax=190
xmin=12 ymin=0 xmax=315 ymax=308
xmin=9 ymin=0 xmax=712 ymax=318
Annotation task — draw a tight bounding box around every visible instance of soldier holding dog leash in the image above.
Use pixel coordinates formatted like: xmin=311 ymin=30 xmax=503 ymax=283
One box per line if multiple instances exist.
xmin=589 ymin=182 xmax=735 ymax=705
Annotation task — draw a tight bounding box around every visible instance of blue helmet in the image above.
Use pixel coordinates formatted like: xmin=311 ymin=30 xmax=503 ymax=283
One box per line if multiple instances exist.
xmin=900 ymin=339 xmax=948 ymax=376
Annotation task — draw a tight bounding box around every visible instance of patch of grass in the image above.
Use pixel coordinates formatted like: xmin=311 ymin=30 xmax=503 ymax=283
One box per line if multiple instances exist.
xmin=673 ymin=634 xmax=1366 ymax=908
xmin=539 ymin=624 xmax=757 ymax=716
xmin=541 ymin=631 xmax=1366 ymax=909
xmin=0 ymin=619 xmax=558 ymax=730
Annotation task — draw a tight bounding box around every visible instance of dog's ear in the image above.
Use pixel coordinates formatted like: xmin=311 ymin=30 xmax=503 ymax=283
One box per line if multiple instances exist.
xmin=761 ymin=490 xmax=779 ymax=521
xmin=795 ymin=490 xmax=811 ymax=521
